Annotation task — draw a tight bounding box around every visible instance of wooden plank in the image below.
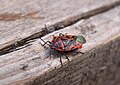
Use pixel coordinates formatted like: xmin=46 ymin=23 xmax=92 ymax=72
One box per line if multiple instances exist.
xmin=29 ymin=34 xmax=120 ymax=85
xmin=0 ymin=3 xmax=120 ymax=84
xmin=0 ymin=0 xmax=120 ymax=54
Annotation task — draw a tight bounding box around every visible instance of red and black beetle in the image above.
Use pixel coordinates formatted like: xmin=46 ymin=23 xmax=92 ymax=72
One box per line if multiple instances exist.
xmin=40 ymin=33 xmax=86 ymax=65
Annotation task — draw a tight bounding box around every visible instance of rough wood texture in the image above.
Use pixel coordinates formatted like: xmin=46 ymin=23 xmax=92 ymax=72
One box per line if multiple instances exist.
xmin=0 ymin=0 xmax=120 ymax=55
xmin=29 ymin=34 xmax=120 ymax=85
xmin=0 ymin=0 xmax=120 ymax=85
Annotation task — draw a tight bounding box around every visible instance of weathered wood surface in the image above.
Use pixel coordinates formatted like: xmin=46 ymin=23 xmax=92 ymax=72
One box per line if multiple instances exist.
xmin=28 ymin=34 xmax=120 ymax=85
xmin=0 ymin=0 xmax=120 ymax=85
xmin=0 ymin=0 xmax=120 ymax=55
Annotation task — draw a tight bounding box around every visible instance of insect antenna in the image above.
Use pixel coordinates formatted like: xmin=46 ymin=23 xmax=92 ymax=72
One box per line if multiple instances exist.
xmin=39 ymin=24 xmax=52 ymax=47
xmin=75 ymin=51 xmax=84 ymax=54
xmin=44 ymin=24 xmax=49 ymax=33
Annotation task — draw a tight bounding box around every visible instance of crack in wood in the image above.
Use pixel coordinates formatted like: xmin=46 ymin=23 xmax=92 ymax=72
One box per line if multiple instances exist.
xmin=0 ymin=1 xmax=120 ymax=56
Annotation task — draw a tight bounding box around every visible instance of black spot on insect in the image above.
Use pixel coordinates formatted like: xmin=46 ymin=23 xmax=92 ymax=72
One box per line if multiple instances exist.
xmin=55 ymin=38 xmax=59 ymax=42
xmin=64 ymin=45 xmax=70 ymax=50
xmin=66 ymin=36 xmax=70 ymax=38
xmin=59 ymin=47 xmax=63 ymax=50
xmin=72 ymin=40 xmax=76 ymax=46
xmin=58 ymin=42 xmax=62 ymax=47
xmin=55 ymin=43 xmax=59 ymax=48
xmin=51 ymin=43 xmax=55 ymax=47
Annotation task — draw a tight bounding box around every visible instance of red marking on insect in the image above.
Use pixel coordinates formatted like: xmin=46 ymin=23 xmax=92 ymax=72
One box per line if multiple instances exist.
xmin=50 ymin=33 xmax=84 ymax=52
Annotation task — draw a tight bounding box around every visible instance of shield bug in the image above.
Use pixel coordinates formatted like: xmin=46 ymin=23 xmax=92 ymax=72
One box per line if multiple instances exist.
xmin=40 ymin=33 xmax=86 ymax=65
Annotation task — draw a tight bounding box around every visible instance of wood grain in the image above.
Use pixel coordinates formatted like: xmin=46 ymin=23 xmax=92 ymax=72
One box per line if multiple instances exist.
xmin=0 ymin=0 xmax=120 ymax=54
xmin=0 ymin=0 xmax=120 ymax=85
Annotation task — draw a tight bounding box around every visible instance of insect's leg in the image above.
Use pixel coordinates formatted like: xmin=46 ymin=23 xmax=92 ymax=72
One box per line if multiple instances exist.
xmin=49 ymin=47 xmax=53 ymax=59
xmin=39 ymin=37 xmax=46 ymax=43
xmin=76 ymin=51 xmax=84 ymax=54
xmin=40 ymin=41 xmax=51 ymax=47
xmin=43 ymin=41 xmax=51 ymax=46
xmin=39 ymin=38 xmax=51 ymax=47
xmin=60 ymin=55 xmax=63 ymax=66
xmin=62 ymin=52 xmax=70 ymax=61
xmin=72 ymin=50 xmax=84 ymax=55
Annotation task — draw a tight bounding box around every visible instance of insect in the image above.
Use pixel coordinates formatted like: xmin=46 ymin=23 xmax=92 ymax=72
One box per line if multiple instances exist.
xmin=40 ymin=33 xmax=86 ymax=65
